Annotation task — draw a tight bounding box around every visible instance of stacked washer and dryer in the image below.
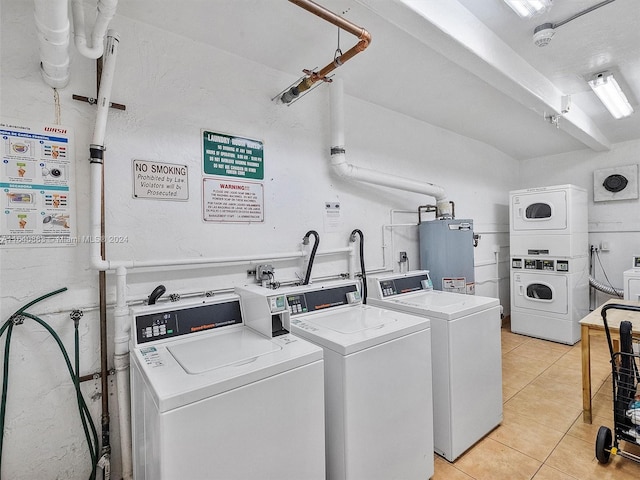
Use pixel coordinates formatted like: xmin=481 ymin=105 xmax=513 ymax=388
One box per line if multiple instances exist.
xmin=509 ymin=184 xmax=589 ymax=344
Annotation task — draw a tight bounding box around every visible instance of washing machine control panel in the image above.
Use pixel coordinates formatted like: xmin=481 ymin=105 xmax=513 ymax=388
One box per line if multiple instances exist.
xmin=377 ymin=273 xmax=432 ymax=297
xmin=134 ymin=300 xmax=243 ymax=345
xmin=285 ymin=284 xmax=360 ymax=316
xmin=511 ymin=258 xmax=569 ymax=272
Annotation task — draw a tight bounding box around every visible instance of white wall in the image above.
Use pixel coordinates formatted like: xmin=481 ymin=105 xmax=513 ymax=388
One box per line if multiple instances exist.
xmin=519 ymin=139 xmax=640 ymax=306
xmin=0 ymin=3 xmax=518 ymax=479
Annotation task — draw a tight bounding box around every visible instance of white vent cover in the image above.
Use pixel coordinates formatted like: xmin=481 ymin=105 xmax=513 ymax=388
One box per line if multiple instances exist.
xmin=593 ymin=164 xmax=638 ymax=202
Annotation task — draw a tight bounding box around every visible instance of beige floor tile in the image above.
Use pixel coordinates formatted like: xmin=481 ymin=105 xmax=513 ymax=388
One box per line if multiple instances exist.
xmin=502 ymin=350 xmax=554 ymax=376
xmin=454 ymin=436 xmax=541 ymax=480
xmin=503 ymin=385 xmax=519 ymax=403
xmin=432 ymin=455 xmax=475 ymax=480
xmin=546 ymin=434 xmax=640 ymax=480
xmin=526 ymin=377 xmax=583 ymax=410
xmin=502 ymin=331 xmax=529 ymax=354
xmin=591 ymin=391 xmax=615 ymax=420
xmin=531 ymin=464 xmax=579 ymax=480
xmin=488 ymin=407 xmax=565 ymax=462
xmin=521 ymin=337 xmax=573 ymax=355
xmin=504 ymin=389 xmax=582 ymax=433
xmin=535 ymin=363 xmax=583 ymax=386
xmin=566 ymin=413 xmax=614 ymax=443
xmin=502 ymin=365 xmax=539 ymax=392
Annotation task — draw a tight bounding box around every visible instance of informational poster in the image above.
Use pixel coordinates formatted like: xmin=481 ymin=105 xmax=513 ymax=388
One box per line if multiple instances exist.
xmin=202 ymin=130 xmax=264 ymax=180
xmin=203 ymin=178 xmax=264 ymax=223
xmin=0 ymin=119 xmax=75 ymax=247
xmin=132 ymin=159 xmax=189 ymax=201
xmin=323 ymin=201 xmax=343 ymax=233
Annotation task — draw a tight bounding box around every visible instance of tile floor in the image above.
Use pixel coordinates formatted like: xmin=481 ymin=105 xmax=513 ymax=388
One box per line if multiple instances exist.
xmin=431 ymin=322 xmax=640 ymax=480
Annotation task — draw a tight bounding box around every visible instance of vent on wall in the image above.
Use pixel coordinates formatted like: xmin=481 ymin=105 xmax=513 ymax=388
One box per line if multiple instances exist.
xmin=593 ymin=164 xmax=638 ymax=202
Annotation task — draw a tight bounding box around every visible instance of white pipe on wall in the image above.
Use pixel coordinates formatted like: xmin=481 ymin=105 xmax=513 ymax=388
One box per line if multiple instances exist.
xmin=33 ymin=0 xmax=70 ymax=88
xmin=329 ymin=79 xmax=452 ymax=217
xmin=70 ymin=0 xmax=119 ymax=59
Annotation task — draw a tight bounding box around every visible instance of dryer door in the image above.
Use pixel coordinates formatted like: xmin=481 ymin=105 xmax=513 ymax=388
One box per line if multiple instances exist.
xmin=511 ymin=190 xmax=567 ymax=232
xmin=513 ymin=272 xmax=568 ymax=314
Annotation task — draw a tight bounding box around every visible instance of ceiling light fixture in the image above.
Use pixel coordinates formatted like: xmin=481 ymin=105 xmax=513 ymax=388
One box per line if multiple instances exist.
xmin=503 ymin=0 xmax=552 ymax=18
xmin=588 ymin=72 xmax=634 ymax=119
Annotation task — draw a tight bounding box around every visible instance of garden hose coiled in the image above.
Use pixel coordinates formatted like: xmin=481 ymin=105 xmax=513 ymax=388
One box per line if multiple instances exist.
xmin=0 ymin=288 xmax=99 ymax=480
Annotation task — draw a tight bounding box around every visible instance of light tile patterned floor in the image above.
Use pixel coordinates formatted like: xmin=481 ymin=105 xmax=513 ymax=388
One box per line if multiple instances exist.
xmin=431 ymin=324 xmax=640 ymax=480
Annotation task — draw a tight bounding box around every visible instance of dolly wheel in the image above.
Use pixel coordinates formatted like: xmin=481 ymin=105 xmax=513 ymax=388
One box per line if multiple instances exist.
xmin=596 ymin=426 xmax=612 ymax=464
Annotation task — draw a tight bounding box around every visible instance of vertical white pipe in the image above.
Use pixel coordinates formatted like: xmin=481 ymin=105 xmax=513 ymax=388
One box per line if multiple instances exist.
xmin=34 ymin=0 xmax=70 ymax=88
xmin=330 ymin=78 xmax=345 ymax=149
xmin=90 ymin=31 xmax=119 ymax=271
xmin=113 ymin=266 xmax=132 ymax=480
xmin=92 ymin=31 xmax=119 ymax=146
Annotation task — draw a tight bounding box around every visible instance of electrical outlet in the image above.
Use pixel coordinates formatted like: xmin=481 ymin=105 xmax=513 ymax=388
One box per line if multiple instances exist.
xmin=399 ymin=252 xmax=408 ymax=263
xmin=600 ymin=242 xmax=610 ymax=252
xmin=256 ymin=264 xmax=274 ymax=281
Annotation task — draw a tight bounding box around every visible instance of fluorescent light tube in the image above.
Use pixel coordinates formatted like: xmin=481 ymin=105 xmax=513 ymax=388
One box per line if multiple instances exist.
xmin=504 ymin=0 xmax=552 ymax=18
xmin=588 ymin=72 xmax=634 ymax=119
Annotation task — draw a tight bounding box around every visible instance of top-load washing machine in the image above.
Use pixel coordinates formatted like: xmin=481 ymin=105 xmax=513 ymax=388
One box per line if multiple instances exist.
xmin=366 ymin=270 xmax=503 ymax=462
xmin=624 ymin=256 xmax=640 ymax=300
xmin=509 ymin=184 xmax=588 ymax=257
xmin=129 ymin=293 xmax=326 ymax=480
xmin=237 ymin=280 xmax=434 ymax=480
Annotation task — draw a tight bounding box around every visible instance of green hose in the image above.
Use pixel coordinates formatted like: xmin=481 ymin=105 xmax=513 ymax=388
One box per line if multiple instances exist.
xmin=0 ymin=289 xmax=99 ymax=480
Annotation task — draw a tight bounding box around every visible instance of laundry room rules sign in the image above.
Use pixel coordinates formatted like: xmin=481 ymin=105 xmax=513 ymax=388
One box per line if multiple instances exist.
xmin=202 ymin=130 xmax=264 ymax=180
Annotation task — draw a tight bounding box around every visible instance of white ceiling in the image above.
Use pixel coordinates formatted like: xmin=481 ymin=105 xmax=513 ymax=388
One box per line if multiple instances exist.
xmin=115 ymin=0 xmax=640 ymax=160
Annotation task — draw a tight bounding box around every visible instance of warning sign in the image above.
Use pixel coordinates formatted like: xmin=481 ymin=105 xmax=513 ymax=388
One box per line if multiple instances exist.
xmin=133 ymin=160 xmax=188 ymax=201
xmin=203 ymin=178 xmax=264 ymax=223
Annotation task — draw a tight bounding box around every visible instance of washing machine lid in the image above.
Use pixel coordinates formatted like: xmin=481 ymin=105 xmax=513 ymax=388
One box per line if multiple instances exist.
xmin=290 ymin=304 xmax=429 ymax=355
xmin=131 ymin=327 xmax=323 ymax=412
xmin=167 ymin=328 xmax=282 ymax=374
xmin=369 ymin=290 xmax=499 ymax=320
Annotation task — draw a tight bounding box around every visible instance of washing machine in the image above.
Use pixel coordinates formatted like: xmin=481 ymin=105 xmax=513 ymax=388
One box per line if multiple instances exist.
xmin=509 ymin=184 xmax=588 ymax=257
xmin=236 ymin=280 xmax=434 ymax=480
xmin=366 ymin=270 xmax=503 ymax=462
xmin=129 ymin=294 xmax=326 ymax=480
xmin=510 ymin=256 xmax=589 ymax=344
xmin=623 ymin=256 xmax=640 ymax=300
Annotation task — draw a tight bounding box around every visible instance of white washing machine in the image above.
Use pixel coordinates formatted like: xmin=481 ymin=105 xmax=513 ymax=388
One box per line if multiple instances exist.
xmin=623 ymin=256 xmax=640 ymax=300
xmin=366 ymin=270 xmax=503 ymax=462
xmin=510 ymin=256 xmax=589 ymax=344
xmin=236 ymin=280 xmax=434 ymax=480
xmin=509 ymin=184 xmax=588 ymax=257
xmin=129 ymin=294 xmax=326 ymax=480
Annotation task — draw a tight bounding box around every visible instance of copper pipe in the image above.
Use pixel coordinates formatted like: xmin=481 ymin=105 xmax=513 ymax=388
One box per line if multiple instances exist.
xmin=282 ymin=0 xmax=371 ymax=102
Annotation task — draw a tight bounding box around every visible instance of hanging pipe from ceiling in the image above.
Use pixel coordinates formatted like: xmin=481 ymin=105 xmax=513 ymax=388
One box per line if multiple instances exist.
xmin=33 ymin=0 xmax=71 ymax=88
xmin=34 ymin=0 xmax=119 ymax=89
xmin=330 ymin=78 xmax=453 ymax=218
xmin=280 ymin=0 xmax=371 ymax=104
xmin=70 ymin=0 xmax=119 ymax=59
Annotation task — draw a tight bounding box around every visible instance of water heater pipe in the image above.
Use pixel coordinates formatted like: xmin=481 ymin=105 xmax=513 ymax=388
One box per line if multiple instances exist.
xmin=33 ymin=0 xmax=71 ymax=88
xmin=281 ymin=0 xmax=371 ymax=103
xmin=70 ymin=0 xmax=119 ymax=59
xmin=330 ymin=78 xmax=452 ymax=217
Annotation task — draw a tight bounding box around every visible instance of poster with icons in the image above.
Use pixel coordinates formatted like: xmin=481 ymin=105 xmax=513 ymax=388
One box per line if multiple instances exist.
xmin=0 ymin=118 xmax=76 ymax=247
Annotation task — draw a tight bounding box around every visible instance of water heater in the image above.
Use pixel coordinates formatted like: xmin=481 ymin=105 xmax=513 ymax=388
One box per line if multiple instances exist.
xmin=419 ymin=219 xmax=475 ymax=295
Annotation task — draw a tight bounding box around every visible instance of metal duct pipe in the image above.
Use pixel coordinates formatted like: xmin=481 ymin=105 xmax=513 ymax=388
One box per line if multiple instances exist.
xmin=33 ymin=0 xmax=71 ymax=88
xmin=589 ymin=275 xmax=624 ymax=297
xmin=281 ymin=0 xmax=371 ymax=103
xmin=70 ymin=0 xmax=119 ymax=59
xmin=329 ymin=78 xmax=452 ymax=217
